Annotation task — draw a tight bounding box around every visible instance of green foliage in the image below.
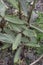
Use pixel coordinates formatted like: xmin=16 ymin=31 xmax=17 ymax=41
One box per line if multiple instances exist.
xmin=0 ymin=33 xmax=13 ymax=43
xmin=14 ymin=47 xmax=22 ymax=63
xmin=0 ymin=0 xmax=43 ymax=64
xmin=0 ymin=0 xmax=8 ymax=16
xmin=12 ymin=33 xmax=21 ymax=50
xmin=5 ymin=15 xmax=27 ymax=24
xmin=31 ymin=12 xmax=43 ymax=32
xmin=7 ymin=0 xmax=18 ymax=9
xmin=23 ymin=29 xmax=37 ymax=37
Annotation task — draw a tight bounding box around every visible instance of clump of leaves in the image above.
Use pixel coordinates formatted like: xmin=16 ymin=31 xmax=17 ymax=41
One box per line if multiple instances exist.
xmin=0 ymin=0 xmax=43 ymax=65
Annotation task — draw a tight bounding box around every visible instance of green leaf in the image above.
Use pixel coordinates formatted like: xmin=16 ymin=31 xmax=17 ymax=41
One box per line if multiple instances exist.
xmin=30 ymin=24 xmax=43 ymax=33
xmin=23 ymin=29 xmax=37 ymax=37
xmin=30 ymin=37 xmax=37 ymax=44
xmin=1 ymin=43 xmax=11 ymax=50
xmin=21 ymin=36 xmax=29 ymax=43
xmin=0 ymin=0 xmax=8 ymax=17
xmin=14 ymin=47 xmax=21 ymax=63
xmin=37 ymin=33 xmax=43 ymax=41
xmin=12 ymin=33 xmax=21 ymax=50
xmin=22 ymin=36 xmax=37 ymax=43
xmin=19 ymin=0 xmax=28 ymax=16
xmin=30 ymin=13 xmax=43 ymax=33
xmin=8 ymin=23 xmax=28 ymax=33
xmin=0 ymin=33 xmax=14 ymax=43
xmin=37 ymin=45 xmax=43 ymax=54
xmin=7 ymin=0 xmax=18 ymax=9
xmin=5 ymin=15 xmax=27 ymax=24
xmin=8 ymin=23 xmax=21 ymax=32
xmin=25 ymin=43 xmax=40 ymax=48
xmin=21 ymin=36 xmax=37 ymax=45
xmin=4 ymin=27 xmax=16 ymax=39
xmin=26 ymin=0 xmax=33 ymax=2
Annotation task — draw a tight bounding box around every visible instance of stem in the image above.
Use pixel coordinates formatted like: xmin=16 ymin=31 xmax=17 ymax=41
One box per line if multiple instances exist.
xmin=30 ymin=24 xmax=43 ymax=33
xmin=18 ymin=1 xmax=22 ymax=19
xmin=0 ymin=18 xmax=6 ymax=33
xmin=27 ymin=0 xmax=36 ymax=24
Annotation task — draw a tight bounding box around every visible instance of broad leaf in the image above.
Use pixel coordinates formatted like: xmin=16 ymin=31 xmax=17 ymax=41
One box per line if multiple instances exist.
xmin=12 ymin=33 xmax=21 ymax=50
xmin=14 ymin=47 xmax=21 ymax=63
xmin=30 ymin=13 xmax=43 ymax=33
xmin=8 ymin=23 xmax=28 ymax=33
xmin=30 ymin=24 xmax=43 ymax=33
xmin=23 ymin=29 xmax=37 ymax=37
xmin=30 ymin=37 xmax=37 ymax=44
xmin=25 ymin=43 xmax=40 ymax=48
xmin=5 ymin=15 xmax=27 ymax=24
xmin=4 ymin=27 xmax=16 ymax=38
xmin=21 ymin=36 xmax=37 ymax=44
xmin=1 ymin=43 xmax=11 ymax=50
xmin=0 ymin=33 xmax=14 ymax=43
xmin=19 ymin=0 xmax=28 ymax=16
xmin=8 ymin=23 xmax=21 ymax=32
xmin=7 ymin=0 xmax=18 ymax=9
xmin=21 ymin=36 xmax=30 ymax=43
xmin=37 ymin=33 xmax=43 ymax=41
xmin=0 ymin=0 xmax=8 ymax=16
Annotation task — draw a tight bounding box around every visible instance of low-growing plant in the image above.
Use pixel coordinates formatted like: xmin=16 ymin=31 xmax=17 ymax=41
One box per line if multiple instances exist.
xmin=0 ymin=0 xmax=43 ymax=65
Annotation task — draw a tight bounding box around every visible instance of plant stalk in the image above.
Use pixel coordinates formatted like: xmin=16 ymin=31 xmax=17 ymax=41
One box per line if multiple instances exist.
xmin=18 ymin=1 xmax=22 ymax=19
xmin=27 ymin=0 xmax=36 ymax=24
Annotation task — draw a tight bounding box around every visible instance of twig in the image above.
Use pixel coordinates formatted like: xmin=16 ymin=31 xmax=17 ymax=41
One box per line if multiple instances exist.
xmin=30 ymin=55 xmax=43 ymax=65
